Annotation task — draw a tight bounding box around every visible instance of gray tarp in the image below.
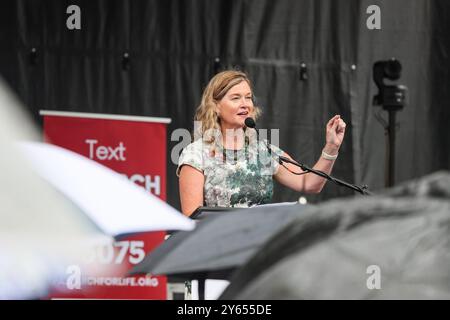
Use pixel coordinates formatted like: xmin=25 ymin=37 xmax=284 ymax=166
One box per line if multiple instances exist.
xmin=220 ymin=171 xmax=450 ymax=299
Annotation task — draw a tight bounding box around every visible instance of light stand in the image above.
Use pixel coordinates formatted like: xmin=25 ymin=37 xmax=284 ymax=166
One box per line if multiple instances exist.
xmin=372 ymin=58 xmax=407 ymax=187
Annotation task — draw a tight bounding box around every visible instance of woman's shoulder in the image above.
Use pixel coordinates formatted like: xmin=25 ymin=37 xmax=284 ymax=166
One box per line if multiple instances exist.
xmin=179 ymin=138 xmax=212 ymax=165
xmin=177 ymin=139 xmax=209 ymax=176
xmin=182 ymin=138 xmax=208 ymax=155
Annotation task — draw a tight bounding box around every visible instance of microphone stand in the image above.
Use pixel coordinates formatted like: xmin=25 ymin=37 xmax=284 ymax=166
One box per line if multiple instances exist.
xmin=245 ymin=118 xmax=371 ymax=196
xmin=276 ymin=154 xmax=372 ymax=196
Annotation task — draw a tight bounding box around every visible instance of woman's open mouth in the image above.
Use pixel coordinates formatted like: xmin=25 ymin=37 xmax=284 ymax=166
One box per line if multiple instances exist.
xmin=237 ymin=111 xmax=249 ymax=117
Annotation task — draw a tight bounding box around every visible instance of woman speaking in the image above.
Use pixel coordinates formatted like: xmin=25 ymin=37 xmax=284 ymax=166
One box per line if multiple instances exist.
xmin=177 ymin=70 xmax=346 ymax=216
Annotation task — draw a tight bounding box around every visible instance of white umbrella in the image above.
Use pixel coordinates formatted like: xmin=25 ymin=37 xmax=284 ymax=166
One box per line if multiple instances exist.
xmin=0 ymin=78 xmax=111 ymax=299
xmin=18 ymin=141 xmax=195 ymax=235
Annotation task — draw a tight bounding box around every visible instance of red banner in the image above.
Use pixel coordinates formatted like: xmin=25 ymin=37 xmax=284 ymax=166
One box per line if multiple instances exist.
xmin=41 ymin=111 xmax=171 ymax=299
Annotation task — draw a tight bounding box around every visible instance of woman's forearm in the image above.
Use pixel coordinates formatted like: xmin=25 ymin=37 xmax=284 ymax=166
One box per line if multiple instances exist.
xmin=304 ymin=144 xmax=339 ymax=193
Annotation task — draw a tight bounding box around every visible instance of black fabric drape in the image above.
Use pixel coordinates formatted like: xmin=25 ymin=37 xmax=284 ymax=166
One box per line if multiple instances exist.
xmin=0 ymin=0 xmax=449 ymax=210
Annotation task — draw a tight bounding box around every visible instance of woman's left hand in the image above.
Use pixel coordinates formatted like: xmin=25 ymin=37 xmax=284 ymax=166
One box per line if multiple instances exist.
xmin=325 ymin=115 xmax=346 ymax=152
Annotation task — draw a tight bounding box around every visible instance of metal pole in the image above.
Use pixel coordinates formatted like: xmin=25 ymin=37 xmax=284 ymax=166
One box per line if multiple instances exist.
xmin=386 ymin=110 xmax=396 ymax=187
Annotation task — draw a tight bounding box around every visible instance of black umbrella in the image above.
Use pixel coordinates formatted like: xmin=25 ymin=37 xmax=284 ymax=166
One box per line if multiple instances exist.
xmin=220 ymin=171 xmax=450 ymax=299
xmin=129 ymin=203 xmax=305 ymax=282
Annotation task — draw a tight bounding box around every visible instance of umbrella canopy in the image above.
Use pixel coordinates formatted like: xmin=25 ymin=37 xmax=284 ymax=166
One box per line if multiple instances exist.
xmin=220 ymin=171 xmax=450 ymax=299
xmin=0 ymin=79 xmax=110 ymax=299
xmin=19 ymin=142 xmax=195 ymax=235
xmin=129 ymin=203 xmax=305 ymax=280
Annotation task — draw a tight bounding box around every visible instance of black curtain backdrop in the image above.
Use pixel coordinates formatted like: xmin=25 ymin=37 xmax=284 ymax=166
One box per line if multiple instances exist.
xmin=0 ymin=0 xmax=449 ymax=210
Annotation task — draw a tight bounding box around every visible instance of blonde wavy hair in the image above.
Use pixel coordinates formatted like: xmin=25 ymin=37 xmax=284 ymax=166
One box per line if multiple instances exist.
xmin=194 ymin=70 xmax=261 ymax=144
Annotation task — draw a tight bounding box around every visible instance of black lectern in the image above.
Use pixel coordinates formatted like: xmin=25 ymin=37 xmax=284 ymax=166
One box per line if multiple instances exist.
xmin=190 ymin=206 xmax=237 ymax=220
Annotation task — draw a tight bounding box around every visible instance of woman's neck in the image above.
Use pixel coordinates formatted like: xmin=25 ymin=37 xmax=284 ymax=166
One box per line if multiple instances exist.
xmin=221 ymin=127 xmax=245 ymax=150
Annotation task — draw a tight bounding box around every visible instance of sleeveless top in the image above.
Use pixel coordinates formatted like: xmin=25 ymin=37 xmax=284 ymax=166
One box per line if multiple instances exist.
xmin=177 ymin=138 xmax=284 ymax=208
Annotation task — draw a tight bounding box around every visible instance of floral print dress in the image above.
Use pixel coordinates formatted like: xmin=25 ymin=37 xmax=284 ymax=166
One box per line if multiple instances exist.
xmin=177 ymin=138 xmax=284 ymax=208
